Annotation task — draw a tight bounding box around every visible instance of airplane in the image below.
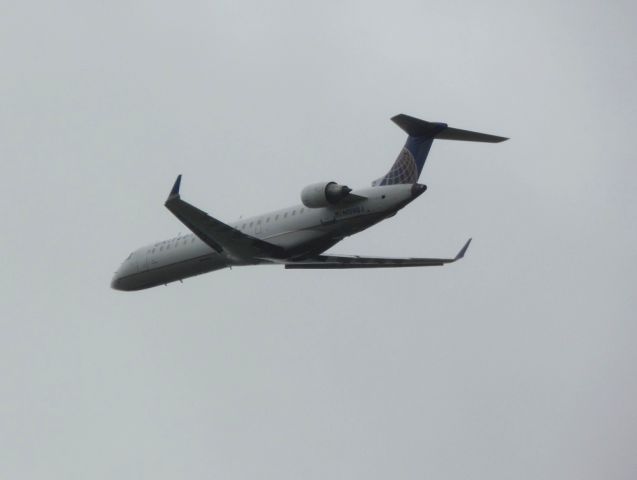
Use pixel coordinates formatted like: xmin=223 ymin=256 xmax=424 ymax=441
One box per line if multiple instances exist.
xmin=111 ymin=114 xmax=507 ymax=291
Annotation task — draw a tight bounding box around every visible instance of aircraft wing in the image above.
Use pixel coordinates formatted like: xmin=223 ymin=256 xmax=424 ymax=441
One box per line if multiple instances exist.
xmin=284 ymin=239 xmax=472 ymax=269
xmin=164 ymin=175 xmax=286 ymax=261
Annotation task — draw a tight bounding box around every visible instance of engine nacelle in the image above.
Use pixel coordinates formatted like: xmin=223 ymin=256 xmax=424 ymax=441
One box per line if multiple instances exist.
xmin=301 ymin=181 xmax=352 ymax=208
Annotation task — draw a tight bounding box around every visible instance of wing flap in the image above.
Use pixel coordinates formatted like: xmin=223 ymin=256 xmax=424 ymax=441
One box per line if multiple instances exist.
xmin=285 ymin=239 xmax=472 ymax=269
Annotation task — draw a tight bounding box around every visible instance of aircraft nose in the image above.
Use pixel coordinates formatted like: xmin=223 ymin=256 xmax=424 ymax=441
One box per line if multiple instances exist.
xmin=111 ymin=273 xmax=123 ymax=290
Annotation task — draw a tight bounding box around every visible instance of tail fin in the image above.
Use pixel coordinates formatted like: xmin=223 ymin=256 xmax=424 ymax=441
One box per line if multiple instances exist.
xmin=372 ymin=114 xmax=508 ymax=186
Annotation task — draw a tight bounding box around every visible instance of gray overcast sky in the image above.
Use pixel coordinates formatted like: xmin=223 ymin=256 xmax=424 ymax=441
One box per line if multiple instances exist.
xmin=2 ymin=0 xmax=636 ymax=479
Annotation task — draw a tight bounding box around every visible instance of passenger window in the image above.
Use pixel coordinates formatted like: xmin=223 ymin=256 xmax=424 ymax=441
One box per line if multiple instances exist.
xmin=266 ymin=217 xmax=270 ymax=223
xmin=249 ymin=221 xmax=253 ymax=227
xmin=284 ymin=212 xmax=288 ymax=218
xmin=160 ymin=246 xmax=164 ymax=251
xmin=300 ymin=208 xmax=304 ymax=214
xmin=275 ymin=214 xmax=279 ymax=220
xmin=292 ymin=210 xmax=296 ymax=216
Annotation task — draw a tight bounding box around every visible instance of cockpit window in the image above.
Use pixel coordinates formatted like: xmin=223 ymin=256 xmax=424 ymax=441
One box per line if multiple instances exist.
xmin=126 ymin=252 xmax=133 ymax=260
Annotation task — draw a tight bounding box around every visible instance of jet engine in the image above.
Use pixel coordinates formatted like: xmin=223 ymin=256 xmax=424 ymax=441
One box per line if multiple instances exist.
xmin=301 ymin=181 xmax=353 ymax=208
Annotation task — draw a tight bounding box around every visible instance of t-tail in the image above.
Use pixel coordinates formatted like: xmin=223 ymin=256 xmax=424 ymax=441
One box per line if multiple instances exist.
xmin=372 ymin=114 xmax=508 ymax=186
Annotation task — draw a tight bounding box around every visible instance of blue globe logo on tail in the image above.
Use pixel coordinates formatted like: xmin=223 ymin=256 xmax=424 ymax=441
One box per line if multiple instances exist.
xmin=372 ymin=135 xmax=435 ymax=186
xmin=373 ymin=148 xmax=418 ymax=186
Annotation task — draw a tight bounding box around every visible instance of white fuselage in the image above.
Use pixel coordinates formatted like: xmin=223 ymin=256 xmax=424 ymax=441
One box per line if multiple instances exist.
xmin=111 ymin=184 xmax=421 ymax=290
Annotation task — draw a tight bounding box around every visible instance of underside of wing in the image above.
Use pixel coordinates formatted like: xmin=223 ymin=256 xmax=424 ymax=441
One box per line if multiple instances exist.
xmin=164 ymin=175 xmax=285 ymax=261
xmin=284 ymin=239 xmax=472 ymax=269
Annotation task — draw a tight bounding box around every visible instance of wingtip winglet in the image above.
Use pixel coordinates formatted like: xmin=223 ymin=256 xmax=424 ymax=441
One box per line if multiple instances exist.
xmin=455 ymin=238 xmax=472 ymax=261
xmin=168 ymin=174 xmax=182 ymax=200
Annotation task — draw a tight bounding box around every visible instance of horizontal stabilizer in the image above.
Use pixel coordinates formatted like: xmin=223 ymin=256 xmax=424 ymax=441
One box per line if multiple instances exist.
xmin=391 ymin=114 xmax=448 ymax=137
xmin=436 ymin=127 xmax=508 ymax=143
xmin=392 ymin=114 xmax=508 ymax=143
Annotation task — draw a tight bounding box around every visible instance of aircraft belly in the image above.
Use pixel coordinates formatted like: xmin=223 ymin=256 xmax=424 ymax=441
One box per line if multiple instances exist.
xmin=116 ymin=253 xmax=227 ymax=291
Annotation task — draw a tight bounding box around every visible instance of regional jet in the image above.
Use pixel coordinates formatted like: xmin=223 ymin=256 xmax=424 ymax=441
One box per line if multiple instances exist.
xmin=111 ymin=114 xmax=507 ymax=291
